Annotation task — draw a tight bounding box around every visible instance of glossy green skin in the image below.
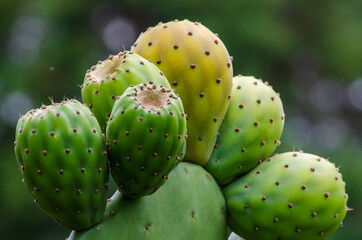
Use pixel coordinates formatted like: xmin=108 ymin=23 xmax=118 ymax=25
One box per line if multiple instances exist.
xmin=223 ymin=152 xmax=348 ymax=240
xmin=69 ymin=162 xmax=227 ymax=240
xmin=81 ymin=51 xmax=171 ymax=131
xmin=14 ymin=100 xmax=109 ymax=231
xmin=133 ymin=19 xmax=233 ymax=166
xmin=106 ymin=83 xmax=187 ymax=198
xmin=206 ymin=76 xmax=284 ymax=185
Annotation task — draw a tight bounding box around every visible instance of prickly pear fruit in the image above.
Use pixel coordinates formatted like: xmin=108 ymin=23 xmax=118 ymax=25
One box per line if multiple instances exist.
xmin=132 ymin=19 xmax=233 ymax=166
xmin=106 ymin=83 xmax=187 ymax=198
xmin=223 ymin=152 xmax=348 ymax=240
xmin=81 ymin=51 xmax=171 ymax=131
xmin=68 ymin=162 xmax=227 ymax=240
xmin=206 ymin=75 xmax=284 ymax=185
xmin=14 ymin=100 xmax=109 ymax=231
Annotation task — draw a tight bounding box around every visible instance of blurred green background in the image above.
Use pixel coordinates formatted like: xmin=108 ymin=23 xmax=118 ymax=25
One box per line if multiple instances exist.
xmin=0 ymin=0 xmax=361 ymax=239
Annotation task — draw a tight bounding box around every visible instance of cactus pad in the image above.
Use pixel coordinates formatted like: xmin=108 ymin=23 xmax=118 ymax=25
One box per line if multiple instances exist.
xmin=69 ymin=162 xmax=227 ymax=240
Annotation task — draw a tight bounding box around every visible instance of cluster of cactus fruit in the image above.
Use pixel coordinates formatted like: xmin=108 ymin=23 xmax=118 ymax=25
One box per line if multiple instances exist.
xmin=14 ymin=19 xmax=348 ymax=240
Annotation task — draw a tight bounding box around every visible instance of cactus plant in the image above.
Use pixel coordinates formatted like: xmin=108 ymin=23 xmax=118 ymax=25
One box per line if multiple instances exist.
xmin=106 ymin=83 xmax=187 ymax=198
xmin=68 ymin=162 xmax=228 ymax=240
xmin=14 ymin=100 xmax=109 ymax=230
xmin=206 ymin=75 xmax=284 ymax=185
xmin=132 ymin=19 xmax=233 ymax=166
xmin=81 ymin=51 xmax=171 ymax=132
xmin=223 ymin=152 xmax=348 ymax=240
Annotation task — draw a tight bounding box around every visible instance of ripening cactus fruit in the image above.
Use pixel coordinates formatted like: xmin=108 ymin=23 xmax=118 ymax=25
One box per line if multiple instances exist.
xmin=106 ymin=83 xmax=187 ymax=198
xmin=14 ymin=100 xmax=109 ymax=231
xmin=223 ymin=152 xmax=348 ymax=240
xmin=206 ymin=75 xmax=285 ymax=185
xmin=68 ymin=162 xmax=227 ymax=240
xmin=132 ymin=19 xmax=233 ymax=166
xmin=81 ymin=51 xmax=171 ymax=132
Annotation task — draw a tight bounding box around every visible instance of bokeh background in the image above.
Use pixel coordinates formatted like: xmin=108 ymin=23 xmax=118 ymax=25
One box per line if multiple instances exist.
xmin=0 ymin=0 xmax=361 ymax=239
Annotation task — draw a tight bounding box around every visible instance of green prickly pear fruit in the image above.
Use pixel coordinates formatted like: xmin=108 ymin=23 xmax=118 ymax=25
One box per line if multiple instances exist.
xmin=132 ymin=19 xmax=233 ymax=166
xmin=206 ymin=75 xmax=285 ymax=185
xmin=223 ymin=152 xmax=348 ymax=240
xmin=14 ymin=100 xmax=109 ymax=231
xmin=106 ymin=83 xmax=187 ymax=198
xmin=68 ymin=162 xmax=227 ymax=240
xmin=81 ymin=51 xmax=171 ymax=132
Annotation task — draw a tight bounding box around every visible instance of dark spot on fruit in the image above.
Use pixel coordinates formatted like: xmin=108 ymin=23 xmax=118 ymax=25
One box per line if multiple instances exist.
xmin=288 ymin=203 xmax=293 ymax=208
xmin=110 ymin=210 xmax=115 ymax=215
xmin=32 ymin=129 xmax=36 ymax=134
xmin=312 ymin=212 xmax=316 ymax=217
xmin=43 ymin=151 xmax=47 ymax=156
xmin=148 ymin=42 xmax=152 ymax=46
xmin=274 ymin=217 xmax=278 ymax=222
xmin=254 ymin=121 xmax=259 ymax=126
xmin=190 ymin=64 xmax=196 ymax=69
xmin=205 ymin=51 xmax=210 ymax=55
xmin=276 ymin=180 xmax=280 ymax=185
xmin=173 ymin=45 xmax=179 ymax=49
xmin=172 ymin=81 xmax=178 ymax=86
xmin=65 ymin=149 xmax=70 ymax=154
xmin=284 ymin=164 xmax=289 ymax=168
xmin=301 ymin=184 xmax=306 ymax=190
xmin=324 ymin=192 xmax=330 ymax=198
xmin=138 ymin=145 xmax=142 ymax=150
xmin=235 ymin=128 xmax=240 ymax=132
xmin=241 ymin=148 xmax=246 ymax=152
xmin=59 ymin=169 xmax=64 ymax=174
xmin=216 ymin=78 xmax=221 ymax=83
